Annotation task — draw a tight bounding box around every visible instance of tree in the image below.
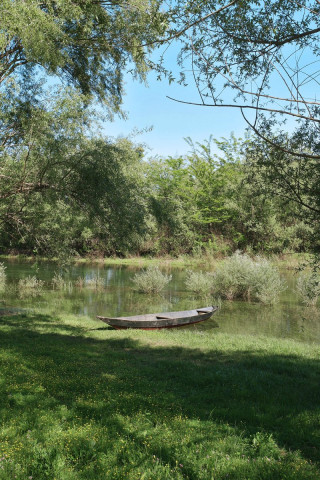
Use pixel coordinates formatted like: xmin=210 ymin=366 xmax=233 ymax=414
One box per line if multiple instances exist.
xmin=159 ymin=1 xmax=320 ymax=256
xmin=0 ymin=0 xmax=167 ymax=108
xmin=0 ymin=88 xmax=150 ymax=257
xmin=0 ymin=1 xmax=168 ymax=258
xmin=164 ymin=1 xmax=320 ymax=139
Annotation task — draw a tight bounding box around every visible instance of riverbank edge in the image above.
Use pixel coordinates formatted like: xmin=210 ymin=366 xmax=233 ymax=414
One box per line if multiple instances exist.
xmin=0 ymin=252 xmax=310 ymax=269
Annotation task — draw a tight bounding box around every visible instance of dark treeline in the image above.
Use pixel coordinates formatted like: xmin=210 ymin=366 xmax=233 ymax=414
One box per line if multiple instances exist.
xmin=0 ymin=89 xmax=314 ymax=259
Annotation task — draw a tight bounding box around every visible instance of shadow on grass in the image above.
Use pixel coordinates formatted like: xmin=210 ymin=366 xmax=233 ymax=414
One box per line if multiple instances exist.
xmin=0 ymin=312 xmax=319 ymax=479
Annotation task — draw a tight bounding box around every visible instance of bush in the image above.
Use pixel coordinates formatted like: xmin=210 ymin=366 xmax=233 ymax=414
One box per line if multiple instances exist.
xmin=212 ymin=252 xmax=284 ymax=304
xmin=296 ymin=271 xmax=320 ymax=306
xmin=18 ymin=276 xmax=44 ymax=297
xmin=86 ymin=275 xmax=104 ymax=289
xmin=0 ymin=263 xmax=6 ymax=291
xmin=52 ymin=273 xmax=73 ymax=291
xmin=75 ymin=275 xmax=104 ymax=289
xmin=132 ymin=267 xmax=172 ymax=294
xmin=185 ymin=270 xmax=213 ymax=295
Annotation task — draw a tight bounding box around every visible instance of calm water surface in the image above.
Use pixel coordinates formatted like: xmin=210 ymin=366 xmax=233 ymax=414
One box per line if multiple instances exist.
xmin=1 ymin=259 xmax=319 ymax=344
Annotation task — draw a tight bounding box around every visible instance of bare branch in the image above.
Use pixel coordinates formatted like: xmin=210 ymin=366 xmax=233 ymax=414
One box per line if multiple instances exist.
xmin=166 ymin=96 xmax=320 ymax=123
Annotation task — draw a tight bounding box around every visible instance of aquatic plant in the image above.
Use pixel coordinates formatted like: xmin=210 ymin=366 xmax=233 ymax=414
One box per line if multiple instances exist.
xmin=52 ymin=273 xmax=73 ymax=291
xmin=185 ymin=270 xmax=213 ymax=295
xmin=75 ymin=276 xmax=85 ymax=288
xmin=75 ymin=275 xmax=104 ymax=289
xmin=212 ymin=252 xmax=284 ymax=304
xmin=296 ymin=271 xmax=320 ymax=306
xmin=132 ymin=266 xmax=172 ymax=294
xmin=86 ymin=275 xmax=105 ymax=289
xmin=18 ymin=276 xmax=44 ymax=297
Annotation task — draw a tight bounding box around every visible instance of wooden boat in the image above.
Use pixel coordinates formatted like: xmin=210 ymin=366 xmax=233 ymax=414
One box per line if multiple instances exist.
xmin=97 ymin=306 xmax=218 ymax=330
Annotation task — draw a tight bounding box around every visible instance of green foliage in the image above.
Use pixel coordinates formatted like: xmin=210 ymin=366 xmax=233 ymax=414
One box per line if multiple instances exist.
xmin=167 ymin=2 xmax=319 ymax=150
xmin=146 ymin=156 xmax=197 ymax=255
xmin=132 ymin=266 xmax=172 ymax=293
xmin=296 ymin=271 xmax=320 ymax=306
xmin=213 ymin=252 xmax=284 ymax=304
xmin=146 ymin=134 xmax=315 ymax=256
xmin=0 ymin=0 xmax=167 ymax=107
xmin=184 ymin=135 xmax=243 ymax=227
xmin=185 ymin=270 xmax=213 ymax=295
xmin=0 ymin=87 xmax=151 ymax=259
xmin=0 ymin=119 xmax=317 ymax=259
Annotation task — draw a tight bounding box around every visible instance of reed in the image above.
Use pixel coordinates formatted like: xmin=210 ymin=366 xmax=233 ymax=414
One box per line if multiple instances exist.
xmin=18 ymin=275 xmax=44 ymax=297
xmin=185 ymin=270 xmax=213 ymax=295
xmin=51 ymin=273 xmax=73 ymax=291
xmin=75 ymin=275 xmax=104 ymax=289
xmin=213 ymin=252 xmax=284 ymax=304
xmin=132 ymin=266 xmax=172 ymax=294
xmin=296 ymin=271 xmax=320 ymax=306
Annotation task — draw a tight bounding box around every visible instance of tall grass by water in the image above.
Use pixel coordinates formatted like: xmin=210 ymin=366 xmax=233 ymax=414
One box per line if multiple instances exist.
xmin=52 ymin=273 xmax=73 ymax=291
xmin=132 ymin=266 xmax=172 ymax=294
xmin=0 ymin=311 xmax=319 ymax=480
xmin=185 ymin=270 xmax=213 ymax=295
xmin=213 ymin=253 xmax=285 ymax=303
xmin=17 ymin=275 xmax=44 ymax=297
xmin=74 ymin=275 xmax=104 ymax=290
xmin=296 ymin=271 xmax=320 ymax=306
xmin=185 ymin=253 xmax=285 ymax=304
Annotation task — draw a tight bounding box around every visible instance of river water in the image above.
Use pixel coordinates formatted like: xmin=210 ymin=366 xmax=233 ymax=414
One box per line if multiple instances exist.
xmin=1 ymin=259 xmax=319 ymax=344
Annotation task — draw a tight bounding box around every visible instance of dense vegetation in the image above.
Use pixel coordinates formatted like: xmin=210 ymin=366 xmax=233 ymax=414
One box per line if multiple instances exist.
xmin=1 ymin=1 xmax=319 ymax=260
xmin=0 ymin=126 xmax=314 ymax=258
xmin=1 ymin=3 xmax=319 ymax=480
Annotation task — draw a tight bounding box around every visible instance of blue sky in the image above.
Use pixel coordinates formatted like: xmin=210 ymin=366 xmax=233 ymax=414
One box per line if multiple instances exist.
xmin=103 ymin=34 xmax=316 ymax=159
xmin=104 ymin=69 xmax=247 ymax=159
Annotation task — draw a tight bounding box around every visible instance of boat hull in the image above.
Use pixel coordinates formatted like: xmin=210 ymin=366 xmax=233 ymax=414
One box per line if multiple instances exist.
xmin=97 ymin=306 xmax=218 ymax=330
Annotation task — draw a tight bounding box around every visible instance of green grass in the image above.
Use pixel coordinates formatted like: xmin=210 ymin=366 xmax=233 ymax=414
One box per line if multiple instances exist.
xmin=0 ymin=311 xmax=319 ymax=479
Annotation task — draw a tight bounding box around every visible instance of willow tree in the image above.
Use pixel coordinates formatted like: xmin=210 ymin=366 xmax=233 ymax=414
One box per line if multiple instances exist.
xmin=162 ymin=0 xmax=320 ymax=254
xmin=0 ymin=0 xmax=167 ymax=106
xmin=0 ymin=0 xmax=168 ymax=256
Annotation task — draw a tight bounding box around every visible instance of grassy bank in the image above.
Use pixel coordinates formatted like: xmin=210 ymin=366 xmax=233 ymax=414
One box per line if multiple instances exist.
xmin=0 ymin=252 xmax=310 ymax=270
xmin=0 ymin=311 xmax=319 ymax=479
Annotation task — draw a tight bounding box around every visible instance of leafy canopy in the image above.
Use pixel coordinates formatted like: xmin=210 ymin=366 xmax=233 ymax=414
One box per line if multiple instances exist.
xmin=0 ymin=0 xmax=167 ymax=109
